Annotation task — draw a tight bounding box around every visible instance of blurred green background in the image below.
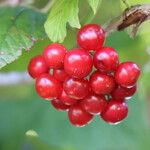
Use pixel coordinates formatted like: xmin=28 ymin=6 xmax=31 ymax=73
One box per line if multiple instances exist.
xmin=0 ymin=0 xmax=150 ymax=150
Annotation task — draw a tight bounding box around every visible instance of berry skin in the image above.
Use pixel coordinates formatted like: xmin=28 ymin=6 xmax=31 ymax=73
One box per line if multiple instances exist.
xmin=63 ymin=77 xmax=90 ymax=100
xmin=35 ymin=74 xmax=62 ymax=99
xmin=77 ymin=24 xmax=105 ymax=51
xmin=53 ymin=69 xmax=68 ymax=82
xmin=28 ymin=55 xmax=49 ymax=78
xmin=101 ymin=100 xmax=128 ymax=124
xmin=43 ymin=43 xmax=67 ymax=69
xmin=111 ymin=85 xmax=137 ymax=100
xmin=64 ymin=49 xmax=93 ymax=79
xmin=90 ymin=71 xmax=115 ymax=95
xmin=81 ymin=94 xmax=107 ymax=115
xmin=115 ymin=62 xmax=140 ymax=87
xmin=68 ymin=103 xmax=93 ymax=127
xmin=93 ymin=47 xmax=119 ymax=73
xmin=59 ymin=90 xmax=77 ymax=106
xmin=51 ymin=99 xmax=70 ymax=111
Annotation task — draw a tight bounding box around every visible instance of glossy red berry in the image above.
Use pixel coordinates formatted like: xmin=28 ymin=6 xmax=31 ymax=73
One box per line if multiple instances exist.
xmin=51 ymin=99 xmax=70 ymax=111
xmin=64 ymin=49 xmax=93 ymax=78
xmin=81 ymin=94 xmax=107 ymax=115
xmin=115 ymin=62 xmax=140 ymax=87
xmin=68 ymin=103 xmax=93 ymax=127
xmin=77 ymin=24 xmax=105 ymax=51
xmin=101 ymin=100 xmax=128 ymax=124
xmin=43 ymin=43 xmax=67 ymax=69
xmin=111 ymin=85 xmax=137 ymax=100
xmin=35 ymin=74 xmax=62 ymax=99
xmin=63 ymin=77 xmax=90 ymax=100
xmin=59 ymin=90 xmax=77 ymax=105
xmin=28 ymin=55 xmax=49 ymax=78
xmin=94 ymin=47 xmax=119 ymax=73
xmin=53 ymin=69 xmax=68 ymax=82
xmin=90 ymin=71 xmax=115 ymax=95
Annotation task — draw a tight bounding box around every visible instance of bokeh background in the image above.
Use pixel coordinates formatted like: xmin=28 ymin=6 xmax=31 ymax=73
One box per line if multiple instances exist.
xmin=0 ymin=0 xmax=150 ymax=150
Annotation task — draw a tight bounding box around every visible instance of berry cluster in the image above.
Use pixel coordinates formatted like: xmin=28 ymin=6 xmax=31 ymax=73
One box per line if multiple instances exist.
xmin=28 ymin=24 xmax=140 ymax=127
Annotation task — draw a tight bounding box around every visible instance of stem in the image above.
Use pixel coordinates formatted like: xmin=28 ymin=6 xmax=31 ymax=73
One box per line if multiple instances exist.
xmin=41 ymin=0 xmax=55 ymax=13
xmin=104 ymin=3 xmax=150 ymax=37
xmin=1 ymin=4 xmax=150 ymax=86
xmin=122 ymin=0 xmax=130 ymax=8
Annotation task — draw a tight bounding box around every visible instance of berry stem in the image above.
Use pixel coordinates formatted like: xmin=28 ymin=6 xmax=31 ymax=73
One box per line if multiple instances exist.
xmin=41 ymin=0 xmax=56 ymax=13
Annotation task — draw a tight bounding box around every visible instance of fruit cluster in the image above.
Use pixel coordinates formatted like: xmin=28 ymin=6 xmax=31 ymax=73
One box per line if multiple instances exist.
xmin=28 ymin=24 xmax=140 ymax=127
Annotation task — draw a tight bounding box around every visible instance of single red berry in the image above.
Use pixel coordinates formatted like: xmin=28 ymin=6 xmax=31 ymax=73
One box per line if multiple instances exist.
xmin=90 ymin=71 xmax=115 ymax=95
xmin=51 ymin=99 xmax=70 ymax=111
xmin=101 ymin=100 xmax=128 ymax=124
xmin=115 ymin=62 xmax=140 ymax=87
xmin=43 ymin=43 xmax=67 ymax=69
xmin=53 ymin=68 xmax=68 ymax=82
xmin=93 ymin=47 xmax=119 ymax=73
xmin=111 ymin=85 xmax=137 ymax=100
xmin=35 ymin=74 xmax=62 ymax=99
xmin=59 ymin=90 xmax=77 ymax=105
xmin=63 ymin=77 xmax=90 ymax=100
xmin=28 ymin=55 xmax=49 ymax=78
xmin=77 ymin=24 xmax=105 ymax=51
xmin=68 ymin=103 xmax=93 ymax=127
xmin=81 ymin=94 xmax=107 ymax=115
xmin=64 ymin=48 xmax=93 ymax=79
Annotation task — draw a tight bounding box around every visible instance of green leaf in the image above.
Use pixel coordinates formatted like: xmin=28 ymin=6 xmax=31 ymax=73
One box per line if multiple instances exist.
xmin=0 ymin=7 xmax=46 ymax=69
xmin=44 ymin=0 xmax=80 ymax=43
xmin=87 ymin=0 xmax=102 ymax=14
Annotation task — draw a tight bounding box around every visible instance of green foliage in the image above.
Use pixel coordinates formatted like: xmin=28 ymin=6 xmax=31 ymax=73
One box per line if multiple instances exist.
xmin=44 ymin=0 xmax=80 ymax=43
xmin=44 ymin=0 xmax=102 ymax=43
xmin=87 ymin=0 xmax=102 ymax=14
xmin=0 ymin=86 xmax=150 ymax=150
xmin=0 ymin=7 xmax=46 ymax=69
xmin=0 ymin=0 xmax=150 ymax=150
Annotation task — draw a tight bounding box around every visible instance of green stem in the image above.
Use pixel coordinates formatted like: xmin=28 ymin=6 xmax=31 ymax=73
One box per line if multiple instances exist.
xmin=41 ymin=0 xmax=55 ymax=13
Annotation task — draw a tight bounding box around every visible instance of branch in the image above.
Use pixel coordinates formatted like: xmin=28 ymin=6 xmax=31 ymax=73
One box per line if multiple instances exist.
xmin=1 ymin=3 xmax=150 ymax=86
xmin=105 ymin=4 xmax=150 ymax=38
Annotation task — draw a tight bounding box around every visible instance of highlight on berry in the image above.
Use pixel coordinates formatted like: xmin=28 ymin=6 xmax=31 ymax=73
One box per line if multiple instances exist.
xmin=28 ymin=24 xmax=140 ymax=127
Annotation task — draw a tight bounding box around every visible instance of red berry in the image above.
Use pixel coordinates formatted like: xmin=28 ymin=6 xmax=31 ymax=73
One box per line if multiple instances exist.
xmin=51 ymin=99 xmax=70 ymax=111
xmin=101 ymin=100 xmax=128 ymax=124
xmin=59 ymin=90 xmax=77 ymax=105
xmin=63 ymin=77 xmax=90 ymax=100
xmin=93 ymin=47 xmax=119 ymax=73
xmin=64 ymin=49 xmax=93 ymax=78
xmin=35 ymin=74 xmax=62 ymax=99
xmin=111 ymin=85 xmax=137 ymax=100
xmin=68 ymin=103 xmax=93 ymax=127
xmin=43 ymin=43 xmax=67 ymax=69
xmin=77 ymin=24 xmax=105 ymax=51
xmin=53 ymin=69 xmax=68 ymax=82
xmin=28 ymin=55 xmax=49 ymax=78
xmin=81 ymin=94 xmax=107 ymax=115
xmin=90 ymin=71 xmax=115 ymax=95
xmin=115 ymin=62 xmax=140 ymax=87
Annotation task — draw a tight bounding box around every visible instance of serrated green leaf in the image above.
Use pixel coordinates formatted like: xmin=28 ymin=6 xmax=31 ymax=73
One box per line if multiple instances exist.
xmin=87 ymin=0 xmax=102 ymax=14
xmin=0 ymin=7 xmax=46 ymax=69
xmin=44 ymin=0 xmax=80 ymax=43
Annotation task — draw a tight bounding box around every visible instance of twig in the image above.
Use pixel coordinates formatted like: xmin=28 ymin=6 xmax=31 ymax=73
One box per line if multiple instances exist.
xmin=105 ymin=3 xmax=150 ymax=38
xmin=122 ymin=0 xmax=130 ymax=8
xmin=1 ymin=3 xmax=150 ymax=86
xmin=41 ymin=0 xmax=55 ymax=13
